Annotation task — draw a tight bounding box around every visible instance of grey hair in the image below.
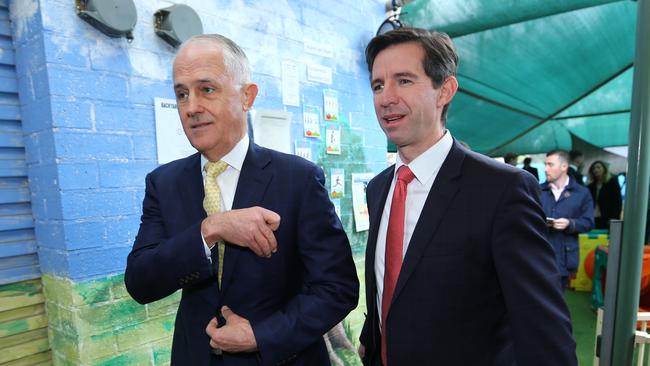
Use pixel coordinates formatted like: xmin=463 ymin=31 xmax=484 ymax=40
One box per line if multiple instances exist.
xmin=176 ymin=34 xmax=252 ymax=84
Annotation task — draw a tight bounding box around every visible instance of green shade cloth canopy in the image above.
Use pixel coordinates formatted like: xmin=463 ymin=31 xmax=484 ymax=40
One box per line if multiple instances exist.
xmin=398 ymin=0 xmax=636 ymax=156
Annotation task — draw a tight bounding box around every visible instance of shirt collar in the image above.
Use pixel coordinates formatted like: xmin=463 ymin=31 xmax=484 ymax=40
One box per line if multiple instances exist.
xmin=200 ymin=136 xmax=249 ymax=172
xmin=550 ymin=175 xmax=570 ymax=192
xmin=395 ymin=130 xmax=453 ymax=185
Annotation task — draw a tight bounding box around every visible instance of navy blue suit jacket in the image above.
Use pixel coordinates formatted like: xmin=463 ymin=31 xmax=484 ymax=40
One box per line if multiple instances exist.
xmin=360 ymin=141 xmax=576 ymax=365
xmin=125 ymin=141 xmax=359 ymax=366
xmin=541 ymin=178 xmax=594 ymax=276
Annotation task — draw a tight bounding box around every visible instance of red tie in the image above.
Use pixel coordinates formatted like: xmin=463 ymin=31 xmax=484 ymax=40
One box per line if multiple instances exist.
xmin=381 ymin=165 xmax=416 ymax=366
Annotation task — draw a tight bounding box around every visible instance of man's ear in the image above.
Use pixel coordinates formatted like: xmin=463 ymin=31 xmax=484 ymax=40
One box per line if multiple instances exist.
xmin=241 ymin=83 xmax=259 ymax=111
xmin=437 ymin=76 xmax=458 ymax=108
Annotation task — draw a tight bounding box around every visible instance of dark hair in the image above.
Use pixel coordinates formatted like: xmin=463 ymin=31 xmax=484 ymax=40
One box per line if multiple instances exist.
xmin=588 ymin=160 xmax=611 ymax=183
xmin=569 ymin=150 xmax=583 ymax=162
xmin=504 ymin=153 xmax=518 ymax=164
xmin=365 ymin=27 xmax=458 ymax=123
xmin=523 ymin=157 xmax=532 ymax=165
xmin=546 ymin=149 xmax=570 ymax=164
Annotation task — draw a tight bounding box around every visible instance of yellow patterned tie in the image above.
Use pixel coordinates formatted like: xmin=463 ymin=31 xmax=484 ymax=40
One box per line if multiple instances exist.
xmin=203 ymin=160 xmax=229 ymax=287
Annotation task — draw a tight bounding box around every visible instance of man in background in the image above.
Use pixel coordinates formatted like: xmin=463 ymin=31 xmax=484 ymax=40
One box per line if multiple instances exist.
xmin=358 ymin=27 xmax=576 ymax=366
xmin=125 ymin=34 xmax=358 ymax=366
xmin=569 ymin=149 xmax=585 ymax=185
xmin=522 ymin=156 xmax=539 ymax=181
xmin=541 ymin=149 xmax=594 ymax=290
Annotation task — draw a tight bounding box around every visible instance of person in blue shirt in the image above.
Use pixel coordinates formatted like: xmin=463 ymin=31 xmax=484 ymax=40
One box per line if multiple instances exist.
xmin=541 ymin=149 xmax=594 ymax=290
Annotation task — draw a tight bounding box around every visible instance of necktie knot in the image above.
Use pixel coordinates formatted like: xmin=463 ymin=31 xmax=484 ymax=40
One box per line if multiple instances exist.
xmin=397 ymin=165 xmax=415 ymax=184
xmin=205 ymin=160 xmax=229 ymax=178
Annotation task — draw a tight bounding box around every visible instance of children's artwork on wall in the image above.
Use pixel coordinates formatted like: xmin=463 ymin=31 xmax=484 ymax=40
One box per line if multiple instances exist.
xmin=326 ymin=122 xmax=341 ymax=155
xmin=352 ymin=173 xmax=374 ymax=232
xmin=294 ymin=140 xmax=312 ymax=162
xmin=323 ymin=89 xmax=339 ymax=121
xmin=331 ymin=198 xmax=341 ymax=220
xmin=330 ymin=168 xmax=344 ymax=198
xmin=303 ymin=105 xmax=321 ymax=138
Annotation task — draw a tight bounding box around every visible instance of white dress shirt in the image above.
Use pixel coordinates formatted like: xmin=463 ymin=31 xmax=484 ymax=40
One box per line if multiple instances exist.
xmin=550 ymin=175 xmax=570 ymax=202
xmin=200 ymin=136 xmax=249 ymax=260
xmin=374 ymin=131 xmax=453 ymax=327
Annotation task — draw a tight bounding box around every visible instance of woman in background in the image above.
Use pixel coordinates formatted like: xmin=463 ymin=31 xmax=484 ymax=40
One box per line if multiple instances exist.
xmin=588 ymin=160 xmax=622 ymax=230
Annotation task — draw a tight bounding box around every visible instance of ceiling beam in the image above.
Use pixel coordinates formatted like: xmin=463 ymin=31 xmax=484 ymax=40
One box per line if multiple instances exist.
xmin=457 ymin=87 xmax=545 ymax=120
xmin=553 ymin=109 xmax=631 ymax=120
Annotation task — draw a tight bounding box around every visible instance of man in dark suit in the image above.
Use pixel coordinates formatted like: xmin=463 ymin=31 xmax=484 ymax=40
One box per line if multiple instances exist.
xmin=125 ymin=34 xmax=358 ymax=366
xmin=569 ymin=150 xmax=585 ymax=185
xmin=358 ymin=28 xmax=576 ymax=365
xmin=522 ymin=156 xmax=540 ymax=181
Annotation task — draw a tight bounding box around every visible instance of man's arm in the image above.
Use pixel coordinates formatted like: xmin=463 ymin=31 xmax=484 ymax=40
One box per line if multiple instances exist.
xmin=250 ymin=165 xmax=359 ymax=366
xmin=126 ymin=173 xmax=284 ymax=305
xmin=567 ymin=190 xmax=595 ymax=234
xmin=125 ymin=172 xmax=214 ymax=304
xmin=492 ymin=171 xmax=577 ymax=365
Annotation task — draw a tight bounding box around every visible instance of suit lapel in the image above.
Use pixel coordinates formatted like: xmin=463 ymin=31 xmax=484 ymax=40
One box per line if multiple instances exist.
xmin=391 ymin=142 xmax=465 ymax=306
xmin=220 ymin=142 xmax=272 ymax=295
xmin=365 ymin=167 xmax=394 ymax=339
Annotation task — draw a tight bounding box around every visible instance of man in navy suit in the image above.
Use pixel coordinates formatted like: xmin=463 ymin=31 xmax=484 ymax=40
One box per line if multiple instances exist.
xmin=358 ymin=28 xmax=576 ymax=365
xmin=125 ymin=34 xmax=358 ymax=366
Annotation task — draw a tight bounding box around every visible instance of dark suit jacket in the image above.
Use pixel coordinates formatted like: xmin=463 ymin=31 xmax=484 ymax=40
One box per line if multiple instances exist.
xmin=125 ymin=142 xmax=359 ymax=366
xmin=588 ymin=177 xmax=622 ymax=229
xmin=569 ymin=167 xmax=584 ymax=186
xmin=523 ymin=165 xmax=539 ymax=181
xmin=360 ymin=141 xmax=576 ymax=366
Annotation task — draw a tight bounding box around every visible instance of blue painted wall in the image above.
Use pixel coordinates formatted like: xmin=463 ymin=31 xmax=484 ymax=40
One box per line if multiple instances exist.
xmin=10 ymin=0 xmax=386 ymax=279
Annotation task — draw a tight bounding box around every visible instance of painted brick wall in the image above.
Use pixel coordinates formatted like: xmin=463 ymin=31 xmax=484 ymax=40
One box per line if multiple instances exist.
xmin=10 ymin=0 xmax=387 ymax=364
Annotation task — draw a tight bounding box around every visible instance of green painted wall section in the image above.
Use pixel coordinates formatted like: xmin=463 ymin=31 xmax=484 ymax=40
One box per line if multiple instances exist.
xmin=0 ymin=279 xmax=52 ymax=364
xmin=42 ymin=274 xmax=178 ymax=366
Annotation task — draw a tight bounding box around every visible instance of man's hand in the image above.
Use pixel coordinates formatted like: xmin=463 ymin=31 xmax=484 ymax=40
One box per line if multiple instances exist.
xmin=202 ymin=206 xmax=280 ymax=257
xmin=206 ymin=306 xmax=258 ymax=353
xmin=552 ymin=218 xmax=570 ymax=230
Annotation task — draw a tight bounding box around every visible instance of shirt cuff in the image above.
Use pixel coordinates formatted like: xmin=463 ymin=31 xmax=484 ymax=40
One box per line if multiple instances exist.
xmin=201 ymin=232 xmax=212 ymax=263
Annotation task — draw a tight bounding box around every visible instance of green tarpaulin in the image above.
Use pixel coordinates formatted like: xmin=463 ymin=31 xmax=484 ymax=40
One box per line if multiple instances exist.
xmin=400 ymin=0 xmax=636 ymax=156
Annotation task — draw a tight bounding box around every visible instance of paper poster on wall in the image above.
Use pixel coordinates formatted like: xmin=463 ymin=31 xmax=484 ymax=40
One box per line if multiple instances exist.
xmin=154 ymin=97 xmax=196 ymax=164
xmin=326 ymin=122 xmax=341 ymax=155
xmin=323 ymin=89 xmax=339 ymax=121
xmin=251 ymin=109 xmax=292 ymax=154
xmin=303 ymin=38 xmax=334 ymax=58
xmin=303 ymin=105 xmax=321 ymax=138
xmin=331 ymin=198 xmax=341 ymax=220
xmin=352 ymin=173 xmax=374 ymax=232
xmin=307 ymin=64 xmax=332 ymax=85
xmin=330 ymin=168 xmax=344 ymax=198
xmin=294 ymin=140 xmax=312 ymax=162
xmin=282 ymin=60 xmax=300 ymax=107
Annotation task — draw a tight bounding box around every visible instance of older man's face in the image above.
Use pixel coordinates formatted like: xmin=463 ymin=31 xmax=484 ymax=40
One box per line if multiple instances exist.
xmin=173 ymin=41 xmax=253 ymax=161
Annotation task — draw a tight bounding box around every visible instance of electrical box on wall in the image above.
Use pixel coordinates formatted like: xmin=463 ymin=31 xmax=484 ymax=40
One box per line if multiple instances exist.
xmin=75 ymin=0 xmax=137 ymax=41
xmin=154 ymin=4 xmax=203 ymax=47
